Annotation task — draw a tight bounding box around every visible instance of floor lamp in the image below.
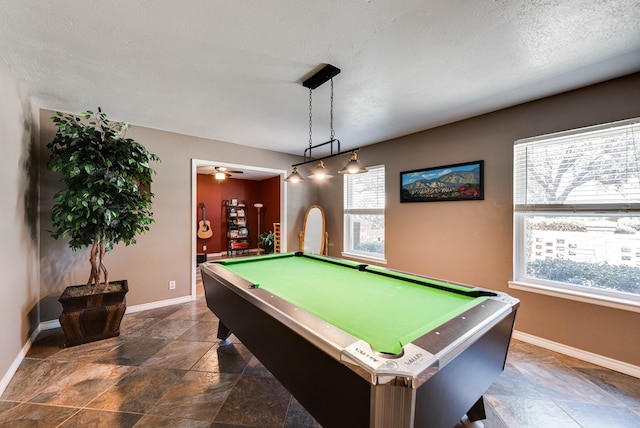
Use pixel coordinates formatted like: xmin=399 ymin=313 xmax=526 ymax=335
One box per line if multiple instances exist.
xmin=254 ymin=203 xmax=263 ymax=254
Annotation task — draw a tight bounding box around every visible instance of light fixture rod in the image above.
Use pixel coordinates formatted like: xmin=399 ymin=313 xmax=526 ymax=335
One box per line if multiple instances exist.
xmin=292 ymin=141 xmax=360 ymax=167
xmin=304 ymin=138 xmax=340 ymax=162
xmin=302 ymin=64 xmax=341 ymax=90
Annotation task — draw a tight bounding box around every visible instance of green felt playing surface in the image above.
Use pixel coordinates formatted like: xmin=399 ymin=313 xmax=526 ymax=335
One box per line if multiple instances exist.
xmin=220 ymin=254 xmax=485 ymax=355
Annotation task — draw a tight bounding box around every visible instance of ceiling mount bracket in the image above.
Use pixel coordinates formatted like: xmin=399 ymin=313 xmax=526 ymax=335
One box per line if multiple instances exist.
xmin=302 ymin=64 xmax=341 ymax=90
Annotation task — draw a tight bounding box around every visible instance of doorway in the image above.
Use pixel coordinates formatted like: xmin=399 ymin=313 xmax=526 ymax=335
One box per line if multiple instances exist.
xmin=190 ymin=159 xmax=287 ymax=297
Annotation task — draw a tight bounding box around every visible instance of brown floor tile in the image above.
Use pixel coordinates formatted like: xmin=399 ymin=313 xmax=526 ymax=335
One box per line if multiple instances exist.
xmin=94 ymin=337 xmax=170 ymax=366
xmin=119 ymin=317 xmax=158 ymax=337
xmin=557 ymin=400 xmax=640 ymax=428
xmin=86 ymin=367 xmax=187 ymax=413
xmin=133 ymin=414 xmax=212 ymax=427
xmin=130 ymin=305 xmax=183 ymax=320
xmin=140 ymin=340 xmax=213 ymax=370
xmin=2 ymin=359 xmax=90 ymax=402
xmin=177 ymin=320 xmax=221 ymax=342
xmin=0 ymin=402 xmax=79 ymax=427
xmin=242 ymin=356 xmax=275 ymax=378
xmin=574 ymin=367 xmax=640 ymax=407
xmin=137 ymin=318 xmax=199 ymax=340
xmin=191 ymin=342 xmax=253 ymax=374
xmin=210 ymin=423 xmax=260 ymax=428
xmin=516 ymin=361 xmax=625 ymax=405
xmin=58 ymin=408 xmax=142 ymax=427
xmin=47 ymin=336 xmax=124 ymax=363
xmin=0 ymin=401 xmax=19 ymax=413
xmin=24 ymin=328 xmax=66 ymax=359
xmin=148 ymin=371 xmax=238 ymax=422
xmin=213 ymin=375 xmax=290 ymax=427
xmin=284 ymin=397 xmax=322 ymax=428
xmin=166 ymin=301 xmax=219 ymax=322
xmin=485 ymin=395 xmax=582 ymax=427
xmin=28 ymin=362 xmax=132 ymax=407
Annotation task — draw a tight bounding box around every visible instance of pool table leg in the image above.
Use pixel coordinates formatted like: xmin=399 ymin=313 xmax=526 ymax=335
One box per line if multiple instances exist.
xmin=217 ymin=321 xmax=232 ymax=340
xmin=466 ymin=396 xmax=486 ymax=422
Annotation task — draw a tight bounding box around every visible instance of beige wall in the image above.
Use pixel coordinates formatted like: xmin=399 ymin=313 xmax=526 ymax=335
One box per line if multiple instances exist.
xmin=0 ymin=57 xmax=39 ymax=387
xmin=317 ymin=72 xmax=640 ymax=366
xmin=38 ymin=112 xmax=313 ymax=319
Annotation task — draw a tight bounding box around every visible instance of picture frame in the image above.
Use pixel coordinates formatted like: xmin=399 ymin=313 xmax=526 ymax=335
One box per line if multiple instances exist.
xmin=400 ymin=160 xmax=484 ymax=203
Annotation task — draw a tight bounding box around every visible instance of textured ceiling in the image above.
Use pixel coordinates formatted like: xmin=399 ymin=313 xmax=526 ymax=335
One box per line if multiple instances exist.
xmin=1 ymin=0 xmax=639 ymax=156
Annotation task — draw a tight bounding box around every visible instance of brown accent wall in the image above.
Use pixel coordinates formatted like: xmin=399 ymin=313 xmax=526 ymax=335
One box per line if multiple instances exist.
xmin=196 ymin=174 xmax=281 ymax=254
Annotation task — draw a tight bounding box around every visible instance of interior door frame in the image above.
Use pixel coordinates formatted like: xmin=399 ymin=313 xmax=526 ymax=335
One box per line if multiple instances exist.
xmin=190 ymin=158 xmax=288 ymax=298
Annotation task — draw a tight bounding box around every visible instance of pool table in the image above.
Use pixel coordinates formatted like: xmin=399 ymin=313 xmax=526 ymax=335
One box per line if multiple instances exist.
xmin=201 ymin=252 xmax=519 ymax=428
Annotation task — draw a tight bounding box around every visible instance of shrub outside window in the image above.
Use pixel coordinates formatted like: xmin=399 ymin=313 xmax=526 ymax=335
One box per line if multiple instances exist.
xmin=513 ymin=118 xmax=640 ymax=307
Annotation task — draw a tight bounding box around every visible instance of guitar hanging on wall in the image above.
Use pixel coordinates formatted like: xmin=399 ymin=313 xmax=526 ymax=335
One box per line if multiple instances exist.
xmin=197 ymin=203 xmax=213 ymax=239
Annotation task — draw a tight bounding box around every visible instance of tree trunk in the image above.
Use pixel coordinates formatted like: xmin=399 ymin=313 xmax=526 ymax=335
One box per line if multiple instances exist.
xmin=86 ymin=237 xmax=109 ymax=292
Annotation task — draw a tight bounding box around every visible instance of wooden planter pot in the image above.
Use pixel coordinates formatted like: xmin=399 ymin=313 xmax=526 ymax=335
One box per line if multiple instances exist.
xmin=58 ymin=280 xmax=128 ymax=347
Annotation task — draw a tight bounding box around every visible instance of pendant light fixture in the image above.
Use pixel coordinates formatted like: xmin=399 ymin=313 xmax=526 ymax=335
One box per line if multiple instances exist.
xmin=338 ymin=151 xmax=367 ymax=174
xmin=285 ymin=64 xmax=367 ymax=183
xmin=308 ymin=160 xmax=333 ymax=180
xmin=284 ymin=165 xmax=304 ymax=183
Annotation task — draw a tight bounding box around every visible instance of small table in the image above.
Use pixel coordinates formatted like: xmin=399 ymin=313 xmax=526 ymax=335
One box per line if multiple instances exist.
xmin=201 ymin=252 xmax=519 ymax=428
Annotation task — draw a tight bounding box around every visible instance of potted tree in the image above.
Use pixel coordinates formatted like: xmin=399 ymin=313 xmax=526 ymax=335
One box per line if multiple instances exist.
xmin=47 ymin=108 xmax=159 ymax=346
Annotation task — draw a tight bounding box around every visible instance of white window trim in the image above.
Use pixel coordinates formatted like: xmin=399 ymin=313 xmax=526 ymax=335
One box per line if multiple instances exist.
xmin=343 ymin=164 xmax=385 ymax=261
xmin=513 ymin=117 xmax=640 ymax=309
xmin=508 ymin=280 xmax=640 ymax=313
xmin=341 ymin=250 xmax=387 ymax=264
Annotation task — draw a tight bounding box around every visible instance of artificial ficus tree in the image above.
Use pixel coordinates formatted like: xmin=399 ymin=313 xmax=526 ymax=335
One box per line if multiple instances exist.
xmin=47 ymin=108 xmax=160 ymax=292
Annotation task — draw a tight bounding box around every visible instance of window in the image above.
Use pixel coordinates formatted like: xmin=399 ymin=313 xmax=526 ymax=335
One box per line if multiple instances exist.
xmin=343 ymin=165 xmax=385 ymax=261
xmin=513 ymin=118 xmax=640 ymax=308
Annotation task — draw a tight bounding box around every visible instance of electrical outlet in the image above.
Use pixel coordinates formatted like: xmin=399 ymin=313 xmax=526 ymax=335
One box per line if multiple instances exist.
xmin=169 ymin=280 xmax=176 ymax=290
xmin=203 ymin=245 xmax=207 ymax=251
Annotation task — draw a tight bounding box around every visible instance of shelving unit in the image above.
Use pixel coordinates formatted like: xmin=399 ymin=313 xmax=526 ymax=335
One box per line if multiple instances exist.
xmin=225 ymin=200 xmax=249 ymax=255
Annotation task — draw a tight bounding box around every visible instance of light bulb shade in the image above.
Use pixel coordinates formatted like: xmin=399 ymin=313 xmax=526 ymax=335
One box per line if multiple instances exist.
xmin=308 ymin=160 xmax=334 ymax=180
xmin=338 ymin=152 xmax=368 ymax=174
xmin=214 ymin=172 xmax=226 ymax=180
xmin=285 ymin=166 xmax=305 ymax=183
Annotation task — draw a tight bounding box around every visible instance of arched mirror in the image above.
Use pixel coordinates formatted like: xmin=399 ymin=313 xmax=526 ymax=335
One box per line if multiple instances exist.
xmin=300 ymin=205 xmax=328 ymax=255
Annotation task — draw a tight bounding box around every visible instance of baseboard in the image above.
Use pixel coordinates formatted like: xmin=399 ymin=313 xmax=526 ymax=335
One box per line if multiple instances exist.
xmin=512 ymin=330 xmax=640 ymax=378
xmin=39 ymin=319 xmax=61 ymax=330
xmin=205 ymin=252 xmax=224 ymax=260
xmin=39 ymin=295 xmax=195 ymax=331
xmin=0 ymin=326 xmax=42 ymax=396
xmin=125 ymin=295 xmax=194 ymax=314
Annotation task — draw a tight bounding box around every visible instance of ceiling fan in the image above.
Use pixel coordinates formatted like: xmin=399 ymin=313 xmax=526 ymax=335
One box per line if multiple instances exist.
xmin=210 ymin=166 xmax=243 ymax=180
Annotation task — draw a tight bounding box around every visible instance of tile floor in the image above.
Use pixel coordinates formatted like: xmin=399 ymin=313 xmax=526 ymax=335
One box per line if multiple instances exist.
xmin=1 ymin=271 xmax=639 ymax=427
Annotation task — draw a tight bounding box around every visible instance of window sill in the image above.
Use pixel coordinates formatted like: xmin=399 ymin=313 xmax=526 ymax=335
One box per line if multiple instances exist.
xmin=508 ymin=280 xmax=640 ymax=313
xmin=341 ymin=252 xmax=387 ymax=265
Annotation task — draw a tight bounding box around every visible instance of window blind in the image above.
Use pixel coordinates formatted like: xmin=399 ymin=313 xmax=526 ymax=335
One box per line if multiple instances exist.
xmin=514 ymin=118 xmax=640 ymax=211
xmin=344 ymin=165 xmax=385 ymax=212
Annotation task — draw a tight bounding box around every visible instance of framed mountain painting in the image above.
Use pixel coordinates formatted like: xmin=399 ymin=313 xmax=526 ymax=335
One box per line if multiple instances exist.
xmin=400 ymin=160 xmax=484 ymax=202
